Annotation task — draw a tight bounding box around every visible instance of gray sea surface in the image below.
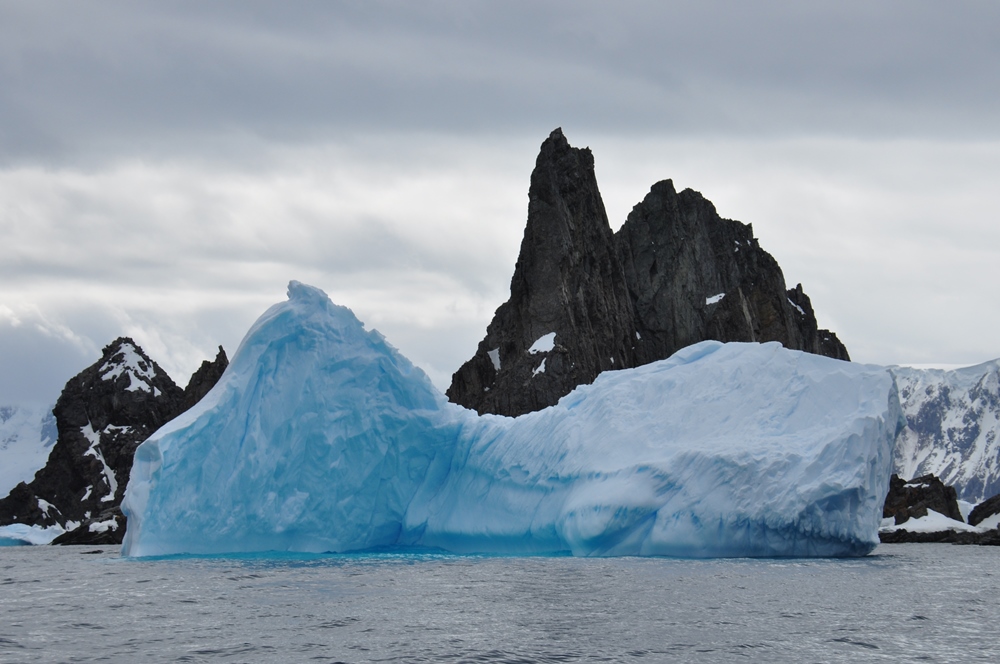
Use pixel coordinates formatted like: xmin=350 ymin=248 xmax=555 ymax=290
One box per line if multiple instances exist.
xmin=0 ymin=544 xmax=997 ymax=663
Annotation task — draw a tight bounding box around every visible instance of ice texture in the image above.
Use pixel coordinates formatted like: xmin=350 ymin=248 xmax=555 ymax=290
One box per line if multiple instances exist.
xmin=122 ymin=282 xmax=902 ymax=558
xmin=0 ymin=523 xmax=66 ymax=546
xmin=0 ymin=404 xmax=57 ymax=497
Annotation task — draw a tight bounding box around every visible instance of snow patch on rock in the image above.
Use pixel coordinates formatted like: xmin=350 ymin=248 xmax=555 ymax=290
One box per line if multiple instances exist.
xmin=787 ymin=298 xmax=806 ymax=316
xmin=81 ymin=423 xmax=118 ymax=502
xmin=99 ymin=342 xmax=157 ymax=392
xmin=528 ymin=333 xmax=556 ymax=354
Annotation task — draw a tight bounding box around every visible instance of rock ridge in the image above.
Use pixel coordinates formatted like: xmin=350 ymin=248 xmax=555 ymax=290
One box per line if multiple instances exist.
xmin=448 ymin=129 xmax=849 ymax=416
xmin=0 ymin=338 xmax=228 ymax=544
xmin=618 ymin=179 xmax=849 ymax=367
xmin=446 ymin=128 xmax=639 ymax=416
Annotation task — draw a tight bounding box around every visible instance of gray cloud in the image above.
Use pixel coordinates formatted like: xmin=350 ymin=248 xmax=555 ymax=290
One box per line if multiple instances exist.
xmin=0 ymin=2 xmax=998 ymax=403
xmin=3 ymin=2 xmax=1000 ymax=166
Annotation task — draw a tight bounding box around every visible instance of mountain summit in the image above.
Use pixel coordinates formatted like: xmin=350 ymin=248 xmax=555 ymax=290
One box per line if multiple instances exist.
xmin=0 ymin=337 xmax=228 ymax=544
xmin=447 ymin=128 xmax=639 ymax=416
xmin=448 ymin=129 xmax=848 ymax=416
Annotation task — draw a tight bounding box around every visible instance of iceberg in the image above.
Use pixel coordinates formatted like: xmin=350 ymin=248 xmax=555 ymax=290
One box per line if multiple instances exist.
xmin=0 ymin=523 xmax=66 ymax=546
xmin=122 ymin=282 xmax=902 ymax=558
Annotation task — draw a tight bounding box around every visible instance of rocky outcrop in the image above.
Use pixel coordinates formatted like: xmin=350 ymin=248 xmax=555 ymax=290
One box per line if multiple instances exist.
xmin=0 ymin=338 xmax=228 ymax=544
xmin=968 ymin=492 xmax=1000 ymax=527
xmin=879 ymin=528 xmax=1000 ymax=545
xmin=179 ymin=345 xmax=229 ymax=412
xmin=617 ymin=181 xmax=848 ymax=366
xmin=0 ymin=339 xmax=184 ymax=533
xmin=882 ymin=473 xmax=963 ymax=525
xmin=446 ymin=129 xmax=639 ymax=416
xmin=878 ymin=474 xmax=1000 ymax=545
xmin=448 ymin=129 xmax=849 ymax=416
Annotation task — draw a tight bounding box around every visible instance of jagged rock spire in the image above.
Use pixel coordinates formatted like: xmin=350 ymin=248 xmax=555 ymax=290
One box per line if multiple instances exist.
xmin=448 ymin=129 xmax=849 ymax=417
xmin=616 ymin=180 xmax=849 ymax=365
xmin=446 ymin=128 xmax=639 ymax=416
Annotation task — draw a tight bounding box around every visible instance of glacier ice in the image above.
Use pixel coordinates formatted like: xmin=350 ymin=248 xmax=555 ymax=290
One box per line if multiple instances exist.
xmin=891 ymin=361 xmax=1000 ymax=502
xmin=122 ymin=281 xmax=902 ymax=558
xmin=0 ymin=403 xmax=57 ymax=497
xmin=0 ymin=523 xmax=67 ymax=546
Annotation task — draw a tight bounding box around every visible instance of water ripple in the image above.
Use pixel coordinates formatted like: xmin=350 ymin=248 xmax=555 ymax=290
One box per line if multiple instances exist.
xmin=0 ymin=545 xmax=997 ymax=662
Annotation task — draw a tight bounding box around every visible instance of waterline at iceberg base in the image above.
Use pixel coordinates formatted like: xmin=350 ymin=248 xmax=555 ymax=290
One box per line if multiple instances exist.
xmin=121 ymin=282 xmax=902 ymax=559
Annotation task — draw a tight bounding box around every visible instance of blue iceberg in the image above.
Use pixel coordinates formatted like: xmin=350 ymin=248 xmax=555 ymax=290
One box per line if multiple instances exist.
xmin=122 ymin=282 xmax=902 ymax=558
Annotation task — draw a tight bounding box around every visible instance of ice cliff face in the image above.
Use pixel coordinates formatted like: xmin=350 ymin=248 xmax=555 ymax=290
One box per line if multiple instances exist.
xmin=892 ymin=361 xmax=1000 ymax=502
xmin=123 ymin=282 xmax=453 ymax=556
xmin=122 ymin=282 xmax=901 ymax=559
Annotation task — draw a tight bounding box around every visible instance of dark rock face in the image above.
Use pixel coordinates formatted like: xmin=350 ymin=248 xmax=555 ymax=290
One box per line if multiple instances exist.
xmin=51 ymin=511 xmax=126 ymax=546
xmin=617 ymin=180 xmax=849 ymax=366
xmin=879 ymin=529 xmax=1000 ymax=545
xmin=878 ymin=474 xmax=1000 ymax=546
xmin=968 ymin=492 xmax=1000 ymax=527
xmin=179 ymin=345 xmax=229 ymax=412
xmin=0 ymin=338 xmax=184 ymax=533
xmin=882 ymin=473 xmax=963 ymax=525
xmin=448 ymin=129 xmax=849 ymax=416
xmin=0 ymin=338 xmax=228 ymax=544
xmin=446 ymin=128 xmax=639 ymax=416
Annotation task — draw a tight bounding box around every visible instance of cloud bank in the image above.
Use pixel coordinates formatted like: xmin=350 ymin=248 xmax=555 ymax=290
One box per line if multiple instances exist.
xmin=1 ymin=1 xmax=998 ymax=402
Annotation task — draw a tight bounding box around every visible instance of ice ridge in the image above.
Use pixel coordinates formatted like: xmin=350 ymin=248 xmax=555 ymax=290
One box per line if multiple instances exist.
xmin=122 ymin=281 xmax=901 ymax=558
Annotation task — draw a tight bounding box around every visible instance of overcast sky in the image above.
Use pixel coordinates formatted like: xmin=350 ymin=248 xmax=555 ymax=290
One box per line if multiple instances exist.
xmin=2 ymin=1 xmax=998 ymax=404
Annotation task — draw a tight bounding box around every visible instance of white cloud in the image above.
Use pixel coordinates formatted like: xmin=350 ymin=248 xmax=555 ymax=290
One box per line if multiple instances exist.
xmin=2 ymin=133 xmax=998 ymax=405
xmin=0 ymin=135 xmax=536 ymax=395
xmin=1 ymin=2 xmax=998 ymax=403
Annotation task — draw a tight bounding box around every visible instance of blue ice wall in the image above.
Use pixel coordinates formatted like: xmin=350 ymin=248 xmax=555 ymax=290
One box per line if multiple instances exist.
xmin=122 ymin=282 xmax=901 ymax=558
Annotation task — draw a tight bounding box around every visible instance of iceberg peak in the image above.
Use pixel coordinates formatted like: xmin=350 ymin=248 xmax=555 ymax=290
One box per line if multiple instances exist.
xmin=286 ymin=280 xmax=330 ymax=306
xmin=122 ymin=283 xmax=899 ymax=559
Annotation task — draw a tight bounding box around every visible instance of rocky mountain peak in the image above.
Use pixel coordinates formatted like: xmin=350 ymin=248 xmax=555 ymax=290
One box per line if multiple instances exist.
xmin=0 ymin=339 xmax=228 ymax=544
xmin=616 ymin=178 xmax=850 ymax=365
xmin=446 ymin=128 xmax=638 ymax=416
xmin=97 ymin=337 xmax=161 ymax=394
xmin=448 ymin=129 xmax=850 ymax=417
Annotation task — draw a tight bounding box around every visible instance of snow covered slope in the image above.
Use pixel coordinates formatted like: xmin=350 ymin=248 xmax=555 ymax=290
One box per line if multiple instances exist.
xmin=0 ymin=404 xmax=57 ymax=497
xmin=122 ymin=282 xmax=902 ymax=558
xmin=892 ymin=361 xmax=1000 ymax=502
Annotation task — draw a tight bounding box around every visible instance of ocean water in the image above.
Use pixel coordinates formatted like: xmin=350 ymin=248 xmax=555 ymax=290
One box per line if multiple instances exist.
xmin=0 ymin=544 xmax=997 ymax=663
